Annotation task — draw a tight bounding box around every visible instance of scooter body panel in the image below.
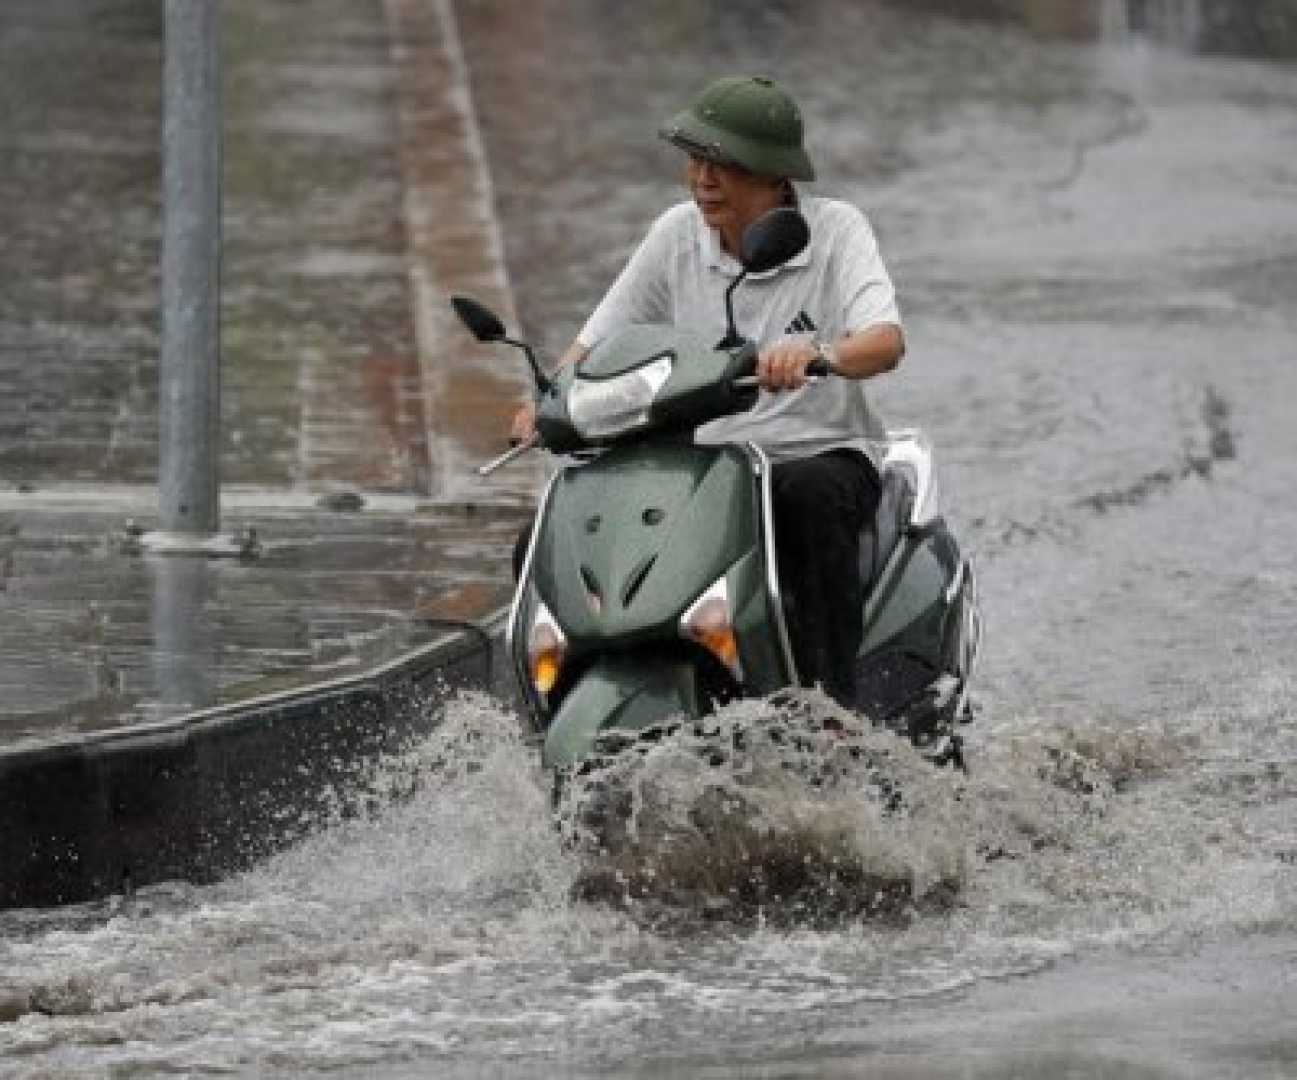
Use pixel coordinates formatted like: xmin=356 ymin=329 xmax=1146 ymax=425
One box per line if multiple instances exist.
xmin=541 ymin=652 xmax=702 ymax=769
xmin=860 ymin=520 xmax=963 ymax=660
xmin=533 ymin=442 xmax=757 ymax=645
xmin=852 ymin=521 xmax=969 ymax=718
xmin=511 ymin=441 xmax=798 ymax=743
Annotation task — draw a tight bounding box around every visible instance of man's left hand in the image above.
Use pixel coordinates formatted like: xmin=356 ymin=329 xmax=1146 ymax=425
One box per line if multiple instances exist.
xmin=757 ymin=339 xmax=816 ymax=391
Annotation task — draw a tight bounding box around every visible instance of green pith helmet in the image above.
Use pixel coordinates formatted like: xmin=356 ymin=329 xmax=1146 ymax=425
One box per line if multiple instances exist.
xmin=660 ymin=75 xmax=815 ymax=182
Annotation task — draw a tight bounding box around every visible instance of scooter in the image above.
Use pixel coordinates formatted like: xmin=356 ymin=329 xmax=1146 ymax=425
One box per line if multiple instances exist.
xmin=451 ymin=207 xmax=981 ymax=775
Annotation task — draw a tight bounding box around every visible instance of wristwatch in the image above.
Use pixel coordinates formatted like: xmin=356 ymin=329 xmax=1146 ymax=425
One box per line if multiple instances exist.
xmin=811 ymin=339 xmax=836 ymax=371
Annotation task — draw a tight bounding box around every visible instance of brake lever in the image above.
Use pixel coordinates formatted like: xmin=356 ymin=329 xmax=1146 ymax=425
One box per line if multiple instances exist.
xmin=477 ymin=433 xmax=540 ymax=476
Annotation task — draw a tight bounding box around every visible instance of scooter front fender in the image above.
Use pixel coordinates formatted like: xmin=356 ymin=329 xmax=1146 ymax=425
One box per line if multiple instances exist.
xmin=541 ymin=652 xmax=701 ymax=770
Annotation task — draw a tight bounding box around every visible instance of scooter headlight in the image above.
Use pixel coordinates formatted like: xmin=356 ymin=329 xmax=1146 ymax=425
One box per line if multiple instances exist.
xmin=527 ymin=600 xmax=567 ymax=696
xmin=568 ymin=353 xmax=673 ymax=440
xmin=679 ymin=575 xmax=743 ymax=682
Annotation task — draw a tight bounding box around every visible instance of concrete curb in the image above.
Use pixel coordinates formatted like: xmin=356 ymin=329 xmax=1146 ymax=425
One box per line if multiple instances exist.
xmin=0 ymin=612 xmax=514 ymax=909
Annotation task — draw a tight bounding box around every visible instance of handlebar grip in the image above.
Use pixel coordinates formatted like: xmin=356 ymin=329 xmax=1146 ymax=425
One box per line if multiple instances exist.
xmin=731 ymin=359 xmax=834 ymax=393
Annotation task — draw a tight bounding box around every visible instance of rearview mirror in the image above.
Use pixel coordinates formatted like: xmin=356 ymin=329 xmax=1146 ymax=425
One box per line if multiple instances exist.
xmin=449 ymin=295 xmax=553 ymax=394
xmin=739 ymin=208 xmax=810 ymax=275
xmin=451 ymin=295 xmax=507 ymax=343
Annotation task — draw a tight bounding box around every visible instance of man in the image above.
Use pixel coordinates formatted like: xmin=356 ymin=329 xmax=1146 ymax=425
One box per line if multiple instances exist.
xmin=512 ymin=74 xmax=904 ymax=706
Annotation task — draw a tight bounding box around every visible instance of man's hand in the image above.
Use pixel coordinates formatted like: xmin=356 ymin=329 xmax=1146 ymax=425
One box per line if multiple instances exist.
xmin=504 ymin=339 xmax=587 ymax=444
xmin=757 ymin=339 xmax=818 ymax=391
xmin=758 ymin=325 xmax=904 ymax=390
xmin=509 ymin=401 xmax=537 ymax=444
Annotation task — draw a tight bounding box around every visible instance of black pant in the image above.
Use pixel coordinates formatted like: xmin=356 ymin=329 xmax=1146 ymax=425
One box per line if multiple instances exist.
xmin=770 ymin=449 xmax=880 ymax=706
xmin=511 ymin=448 xmax=881 ymax=706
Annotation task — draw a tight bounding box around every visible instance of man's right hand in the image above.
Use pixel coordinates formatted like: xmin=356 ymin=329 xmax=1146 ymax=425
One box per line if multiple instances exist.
xmin=509 ymin=401 xmax=537 ymax=444
xmin=507 ymin=339 xmax=586 ymax=444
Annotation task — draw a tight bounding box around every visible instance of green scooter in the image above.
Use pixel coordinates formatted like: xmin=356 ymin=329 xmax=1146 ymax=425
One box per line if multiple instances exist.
xmin=452 ymin=208 xmax=980 ymax=774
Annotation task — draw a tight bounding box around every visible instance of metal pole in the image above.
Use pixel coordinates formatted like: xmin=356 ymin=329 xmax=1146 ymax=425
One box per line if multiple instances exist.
xmin=159 ymin=0 xmax=221 ymax=537
xmin=151 ymin=555 xmax=214 ymax=710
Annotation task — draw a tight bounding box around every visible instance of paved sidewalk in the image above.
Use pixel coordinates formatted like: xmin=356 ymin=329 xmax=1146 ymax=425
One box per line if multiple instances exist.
xmin=0 ymin=0 xmax=540 ymax=751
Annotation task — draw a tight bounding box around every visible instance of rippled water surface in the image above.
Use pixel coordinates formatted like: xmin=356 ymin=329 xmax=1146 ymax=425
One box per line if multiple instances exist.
xmin=4 ymin=0 xmax=1297 ymax=1076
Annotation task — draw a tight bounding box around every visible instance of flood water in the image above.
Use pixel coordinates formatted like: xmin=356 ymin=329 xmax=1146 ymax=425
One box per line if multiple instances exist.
xmin=3 ymin=1 xmax=1296 ymax=1076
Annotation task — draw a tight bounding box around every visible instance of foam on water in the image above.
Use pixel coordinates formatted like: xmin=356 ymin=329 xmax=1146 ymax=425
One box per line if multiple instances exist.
xmin=2 ymin=683 xmax=1292 ymax=1075
xmin=559 ymin=696 xmax=970 ymax=929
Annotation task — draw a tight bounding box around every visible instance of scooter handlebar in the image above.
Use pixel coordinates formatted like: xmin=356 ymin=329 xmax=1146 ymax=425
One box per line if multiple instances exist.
xmin=731 ymin=357 xmax=833 ymax=392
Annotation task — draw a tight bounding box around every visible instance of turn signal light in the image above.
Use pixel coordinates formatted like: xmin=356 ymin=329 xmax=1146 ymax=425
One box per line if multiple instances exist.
xmin=695 ymin=624 xmax=740 ymax=670
xmin=532 ymin=648 xmax=561 ymax=694
xmin=680 ymin=576 xmax=743 ymax=681
xmin=527 ymin=602 xmax=567 ymax=696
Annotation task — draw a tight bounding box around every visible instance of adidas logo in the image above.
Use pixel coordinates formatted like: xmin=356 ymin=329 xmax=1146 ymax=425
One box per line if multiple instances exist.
xmin=784 ymin=310 xmax=817 ymax=335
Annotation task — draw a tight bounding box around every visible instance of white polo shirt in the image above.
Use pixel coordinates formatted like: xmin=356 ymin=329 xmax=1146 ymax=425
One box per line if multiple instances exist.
xmin=576 ymin=195 xmax=902 ymax=467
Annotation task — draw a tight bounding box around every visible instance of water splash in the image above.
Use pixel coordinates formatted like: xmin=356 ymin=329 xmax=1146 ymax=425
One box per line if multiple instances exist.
xmin=560 ymin=692 xmax=970 ymax=929
xmin=1 ymin=688 xmax=1291 ymax=1075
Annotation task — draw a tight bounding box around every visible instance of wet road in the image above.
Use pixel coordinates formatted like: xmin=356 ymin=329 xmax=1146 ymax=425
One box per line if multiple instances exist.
xmin=3 ymin=0 xmax=1296 ymax=1076
xmin=0 ymin=0 xmax=536 ymax=738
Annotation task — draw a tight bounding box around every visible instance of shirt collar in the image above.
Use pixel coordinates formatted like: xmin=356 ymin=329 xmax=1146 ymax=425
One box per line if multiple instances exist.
xmin=699 ymin=207 xmax=812 ymax=279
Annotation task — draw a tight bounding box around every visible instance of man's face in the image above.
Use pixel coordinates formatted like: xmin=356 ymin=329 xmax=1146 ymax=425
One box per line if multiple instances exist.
xmin=684 ymin=154 xmax=783 ymax=238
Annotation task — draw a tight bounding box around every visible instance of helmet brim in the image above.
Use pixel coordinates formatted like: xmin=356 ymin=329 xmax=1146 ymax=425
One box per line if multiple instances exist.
xmin=659 ymin=111 xmax=816 ymax=183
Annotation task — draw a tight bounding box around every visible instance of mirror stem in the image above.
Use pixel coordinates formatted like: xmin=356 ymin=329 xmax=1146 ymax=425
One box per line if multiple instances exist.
xmin=715 ymin=271 xmax=748 ymax=350
xmin=505 ymin=337 xmax=552 ymax=394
